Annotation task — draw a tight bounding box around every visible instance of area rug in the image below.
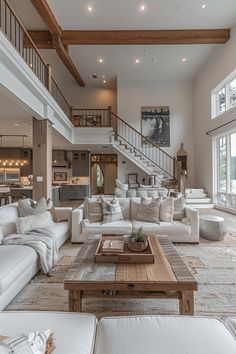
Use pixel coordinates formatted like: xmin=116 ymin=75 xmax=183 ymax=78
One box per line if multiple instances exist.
xmin=6 ymin=236 xmax=236 ymax=320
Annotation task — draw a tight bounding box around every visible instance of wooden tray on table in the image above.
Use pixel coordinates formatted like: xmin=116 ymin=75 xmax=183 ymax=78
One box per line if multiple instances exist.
xmin=94 ymin=235 xmax=155 ymax=264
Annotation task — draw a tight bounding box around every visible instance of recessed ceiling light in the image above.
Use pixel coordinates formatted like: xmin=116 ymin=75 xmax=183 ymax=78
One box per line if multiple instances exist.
xmin=103 ymin=80 xmax=107 ymax=84
xmin=87 ymin=4 xmax=93 ymax=12
xmin=201 ymin=4 xmax=206 ymax=9
xmin=135 ymin=58 xmax=141 ymax=64
xmin=98 ymin=58 xmax=104 ymax=63
xmin=140 ymin=4 xmax=146 ymax=11
xmin=182 ymin=57 xmax=187 ymax=63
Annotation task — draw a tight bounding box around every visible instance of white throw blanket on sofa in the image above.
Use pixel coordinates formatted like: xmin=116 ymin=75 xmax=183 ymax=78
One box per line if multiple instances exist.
xmin=3 ymin=228 xmax=59 ymax=274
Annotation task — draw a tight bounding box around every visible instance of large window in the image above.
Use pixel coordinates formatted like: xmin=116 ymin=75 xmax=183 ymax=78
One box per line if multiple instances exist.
xmin=212 ymin=71 xmax=236 ymax=118
xmin=216 ymin=131 xmax=236 ymax=208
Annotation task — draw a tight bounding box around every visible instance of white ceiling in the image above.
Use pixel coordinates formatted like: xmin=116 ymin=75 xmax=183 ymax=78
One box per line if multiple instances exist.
xmin=47 ymin=0 xmax=236 ymax=30
xmin=6 ymin=0 xmax=236 ymax=87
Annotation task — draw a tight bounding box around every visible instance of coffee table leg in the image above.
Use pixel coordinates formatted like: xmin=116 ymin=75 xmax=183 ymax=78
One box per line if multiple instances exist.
xmin=179 ymin=291 xmax=194 ymax=315
xmin=69 ymin=290 xmax=82 ymax=312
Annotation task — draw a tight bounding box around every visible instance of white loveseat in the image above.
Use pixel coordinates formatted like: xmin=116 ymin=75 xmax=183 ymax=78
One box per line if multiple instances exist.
xmin=72 ymin=197 xmax=199 ymax=243
xmin=0 ymin=312 xmax=235 ymax=354
xmin=0 ymin=203 xmax=72 ymax=311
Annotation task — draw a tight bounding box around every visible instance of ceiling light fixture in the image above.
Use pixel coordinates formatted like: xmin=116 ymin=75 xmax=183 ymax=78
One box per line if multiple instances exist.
xmin=182 ymin=57 xmax=187 ymax=63
xmin=87 ymin=5 xmax=93 ymax=12
xmin=101 ymin=75 xmax=106 ymax=79
xmin=98 ymin=58 xmax=104 ymax=63
xmin=135 ymin=58 xmax=141 ymax=64
xmin=201 ymin=4 xmax=206 ymax=9
xmin=103 ymin=80 xmax=107 ymax=83
xmin=140 ymin=4 xmax=146 ymax=11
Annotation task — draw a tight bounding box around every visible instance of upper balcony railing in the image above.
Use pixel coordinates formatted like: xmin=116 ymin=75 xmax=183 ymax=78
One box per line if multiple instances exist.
xmin=0 ymin=0 xmax=72 ymax=120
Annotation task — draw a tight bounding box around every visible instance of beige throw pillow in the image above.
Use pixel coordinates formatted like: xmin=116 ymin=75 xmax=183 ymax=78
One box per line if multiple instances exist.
xmin=160 ymin=197 xmax=174 ymax=222
xmin=173 ymin=196 xmax=186 ymax=220
xmin=136 ymin=198 xmax=161 ymax=223
xmin=102 ymin=197 xmax=123 ymax=223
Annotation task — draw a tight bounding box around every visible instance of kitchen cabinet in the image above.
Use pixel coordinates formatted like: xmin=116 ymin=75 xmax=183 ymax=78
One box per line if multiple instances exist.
xmin=72 ymin=151 xmax=89 ymax=177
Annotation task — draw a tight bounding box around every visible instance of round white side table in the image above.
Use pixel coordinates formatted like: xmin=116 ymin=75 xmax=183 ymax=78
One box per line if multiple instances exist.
xmin=200 ymin=215 xmax=226 ymax=241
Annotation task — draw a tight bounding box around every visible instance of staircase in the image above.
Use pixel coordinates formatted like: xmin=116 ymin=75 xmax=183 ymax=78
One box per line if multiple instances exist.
xmin=185 ymin=188 xmax=214 ymax=208
xmin=72 ymin=108 xmax=176 ymax=186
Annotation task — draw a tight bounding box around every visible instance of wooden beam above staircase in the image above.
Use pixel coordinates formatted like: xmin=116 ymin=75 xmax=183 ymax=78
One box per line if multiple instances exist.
xmin=29 ymin=28 xmax=230 ymax=46
xmin=30 ymin=0 xmax=85 ymax=87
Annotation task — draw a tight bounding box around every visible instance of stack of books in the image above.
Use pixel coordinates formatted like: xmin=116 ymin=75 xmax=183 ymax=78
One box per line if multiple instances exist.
xmin=102 ymin=239 xmax=124 ymax=253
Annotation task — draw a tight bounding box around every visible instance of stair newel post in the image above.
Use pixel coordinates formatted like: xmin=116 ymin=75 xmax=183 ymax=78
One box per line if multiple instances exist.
xmin=46 ymin=64 xmax=52 ymax=94
xmin=108 ymin=106 xmax=112 ymax=126
xmin=70 ymin=106 xmax=74 ymax=123
xmin=173 ymin=156 xmax=177 ymax=179
xmin=112 ymin=112 xmax=118 ymax=140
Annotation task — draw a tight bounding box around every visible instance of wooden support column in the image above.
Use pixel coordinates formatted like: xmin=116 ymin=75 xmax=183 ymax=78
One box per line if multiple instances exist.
xmin=32 ymin=118 xmax=52 ymax=201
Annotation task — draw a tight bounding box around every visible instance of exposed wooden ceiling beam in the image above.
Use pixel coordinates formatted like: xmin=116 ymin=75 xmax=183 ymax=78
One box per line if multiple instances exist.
xmin=29 ymin=29 xmax=230 ymax=47
xmin=52 ymin=35 xmax=85 ymax=87
xmin=28 ymin=30 xmax=53 ymax=49
xmin=30 ymin=0 xmax=85 ymax=87
xmin=31 ymin=0 xmax=61 ymax=36
xmin=62 ymin=29 xmax=230 ymax=45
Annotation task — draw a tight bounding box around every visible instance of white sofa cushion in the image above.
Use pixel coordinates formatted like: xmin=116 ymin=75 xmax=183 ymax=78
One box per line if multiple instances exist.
xmin=53 ymin=221 xmax=70 ymax=248
xmin=0 ymin=312 xmax=97 ymax=354
xmin=0 ymin=203 xmax=19 ymax=236
xmin=83 ymin=220 xmax=132 ymax=236
xmin=132 ymin=221 xmax=191 ymax=242
xmin=226 ymin=318 xmax=236 ymax=337
xmin=0 ymin=245 xmax=37 ymax=295
xmin=94 ymin=315 xmax=236 ymax=354
xmin=160 ymin=197 xmax=174 ymax=222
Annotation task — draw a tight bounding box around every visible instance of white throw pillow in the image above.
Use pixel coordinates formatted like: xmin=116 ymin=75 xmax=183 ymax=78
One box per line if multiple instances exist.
xmin=116 ymin=179 xmax=129 ymax=191
xmin=18 ymin=197 xmax=48 ymax=217
xmin=16 ymin=211 xmax=54 ymax=234
xmin=0 ymin=329 xmax=52 ymax=354
xmin=102 ymin=197 xmax=123 ymax=223
xmin=115 ymin=188 xmax=127 ymax=198
xmin=136 ymin=198 xmax=161 ymax=224
xmin=173 ymin=196 xmax=186 ymax=220
xmin=160 ymin=197 xmax=174 ymax=222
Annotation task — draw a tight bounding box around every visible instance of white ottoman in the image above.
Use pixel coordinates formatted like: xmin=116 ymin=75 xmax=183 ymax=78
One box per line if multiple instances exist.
xmin=200 ymin=215 xmax=226 ymax=241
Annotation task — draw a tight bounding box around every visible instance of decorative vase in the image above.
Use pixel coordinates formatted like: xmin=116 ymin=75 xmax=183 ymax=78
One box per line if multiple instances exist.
xmin=127 ymin=239 xmax=149 ymax=252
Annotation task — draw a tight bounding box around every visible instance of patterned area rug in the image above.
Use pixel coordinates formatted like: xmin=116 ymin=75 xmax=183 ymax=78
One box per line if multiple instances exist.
xmin=6 ymin=236 xmax=236 ymax=320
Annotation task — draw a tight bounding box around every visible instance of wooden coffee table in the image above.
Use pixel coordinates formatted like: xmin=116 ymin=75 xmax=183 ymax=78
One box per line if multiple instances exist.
xmin=64 ymin=235 xmax=198 ymax=315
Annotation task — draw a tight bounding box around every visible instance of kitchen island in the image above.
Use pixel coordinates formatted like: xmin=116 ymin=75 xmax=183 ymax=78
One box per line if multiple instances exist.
xmin=9 ymin=186 xmax=61 ymax=206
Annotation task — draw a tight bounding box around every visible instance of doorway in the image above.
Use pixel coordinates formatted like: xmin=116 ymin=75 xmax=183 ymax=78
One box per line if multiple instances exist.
xmin=91 ymin=154 xmax=117 ymax=195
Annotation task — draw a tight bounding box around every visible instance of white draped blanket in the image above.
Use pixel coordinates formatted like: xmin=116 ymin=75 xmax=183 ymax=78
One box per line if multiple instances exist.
xmin=3 ymin=228 xmax=59 ymax=274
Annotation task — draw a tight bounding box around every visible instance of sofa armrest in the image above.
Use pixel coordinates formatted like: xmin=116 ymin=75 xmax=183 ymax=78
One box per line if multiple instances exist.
xmin=54 ymin=207 xmax=72 ymax=222
xmin=71 ymin=205 xmax=85 ymax=243
xmin=184 ymin=206 xmax=199 ymax=241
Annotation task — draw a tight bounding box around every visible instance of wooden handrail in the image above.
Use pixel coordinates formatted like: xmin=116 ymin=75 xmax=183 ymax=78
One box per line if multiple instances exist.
xmin=111 ymin=112 xmax=174 ymax=160
xmin=4 ymin=0 xmax=47 ymax=71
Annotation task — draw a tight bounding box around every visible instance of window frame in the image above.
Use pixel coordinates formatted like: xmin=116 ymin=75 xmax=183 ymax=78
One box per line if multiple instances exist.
xmin=212 ymin=70 xmax=236 ymax=119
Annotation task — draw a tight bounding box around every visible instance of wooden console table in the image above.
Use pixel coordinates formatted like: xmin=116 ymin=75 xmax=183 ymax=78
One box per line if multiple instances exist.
xmin=64 ymin=235 xmax=198 ymax=315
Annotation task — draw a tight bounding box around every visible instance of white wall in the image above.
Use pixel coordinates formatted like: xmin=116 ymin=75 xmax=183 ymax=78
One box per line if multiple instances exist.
xmin=58 ymin=82 xmax=117 ymax=113
xmin=194 ymin=24 xmax=236 ymax=196
xmin=117 ymin=79 xmax=195 ymax=185
xmin=117 ymin=152 xmax=150 ymax=184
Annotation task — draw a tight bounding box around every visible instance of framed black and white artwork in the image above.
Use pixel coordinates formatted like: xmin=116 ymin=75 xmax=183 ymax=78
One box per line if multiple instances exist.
xmin=141 ymin=106 xmax=170 ymax=147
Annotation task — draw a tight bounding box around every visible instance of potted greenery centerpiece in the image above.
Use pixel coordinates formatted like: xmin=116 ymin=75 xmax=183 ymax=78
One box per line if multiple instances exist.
xmin=127 ymin=227 xmax=149 ymax=252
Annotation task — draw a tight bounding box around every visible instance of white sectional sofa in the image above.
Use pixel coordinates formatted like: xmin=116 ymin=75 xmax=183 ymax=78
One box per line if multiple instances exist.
xmin=0 ymin=312 xmax=235 ymax=354
xmin=72 ymin=197 xmax=199 ymax=243
xmin=0 ymin=203 xmax=72 ymax=310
